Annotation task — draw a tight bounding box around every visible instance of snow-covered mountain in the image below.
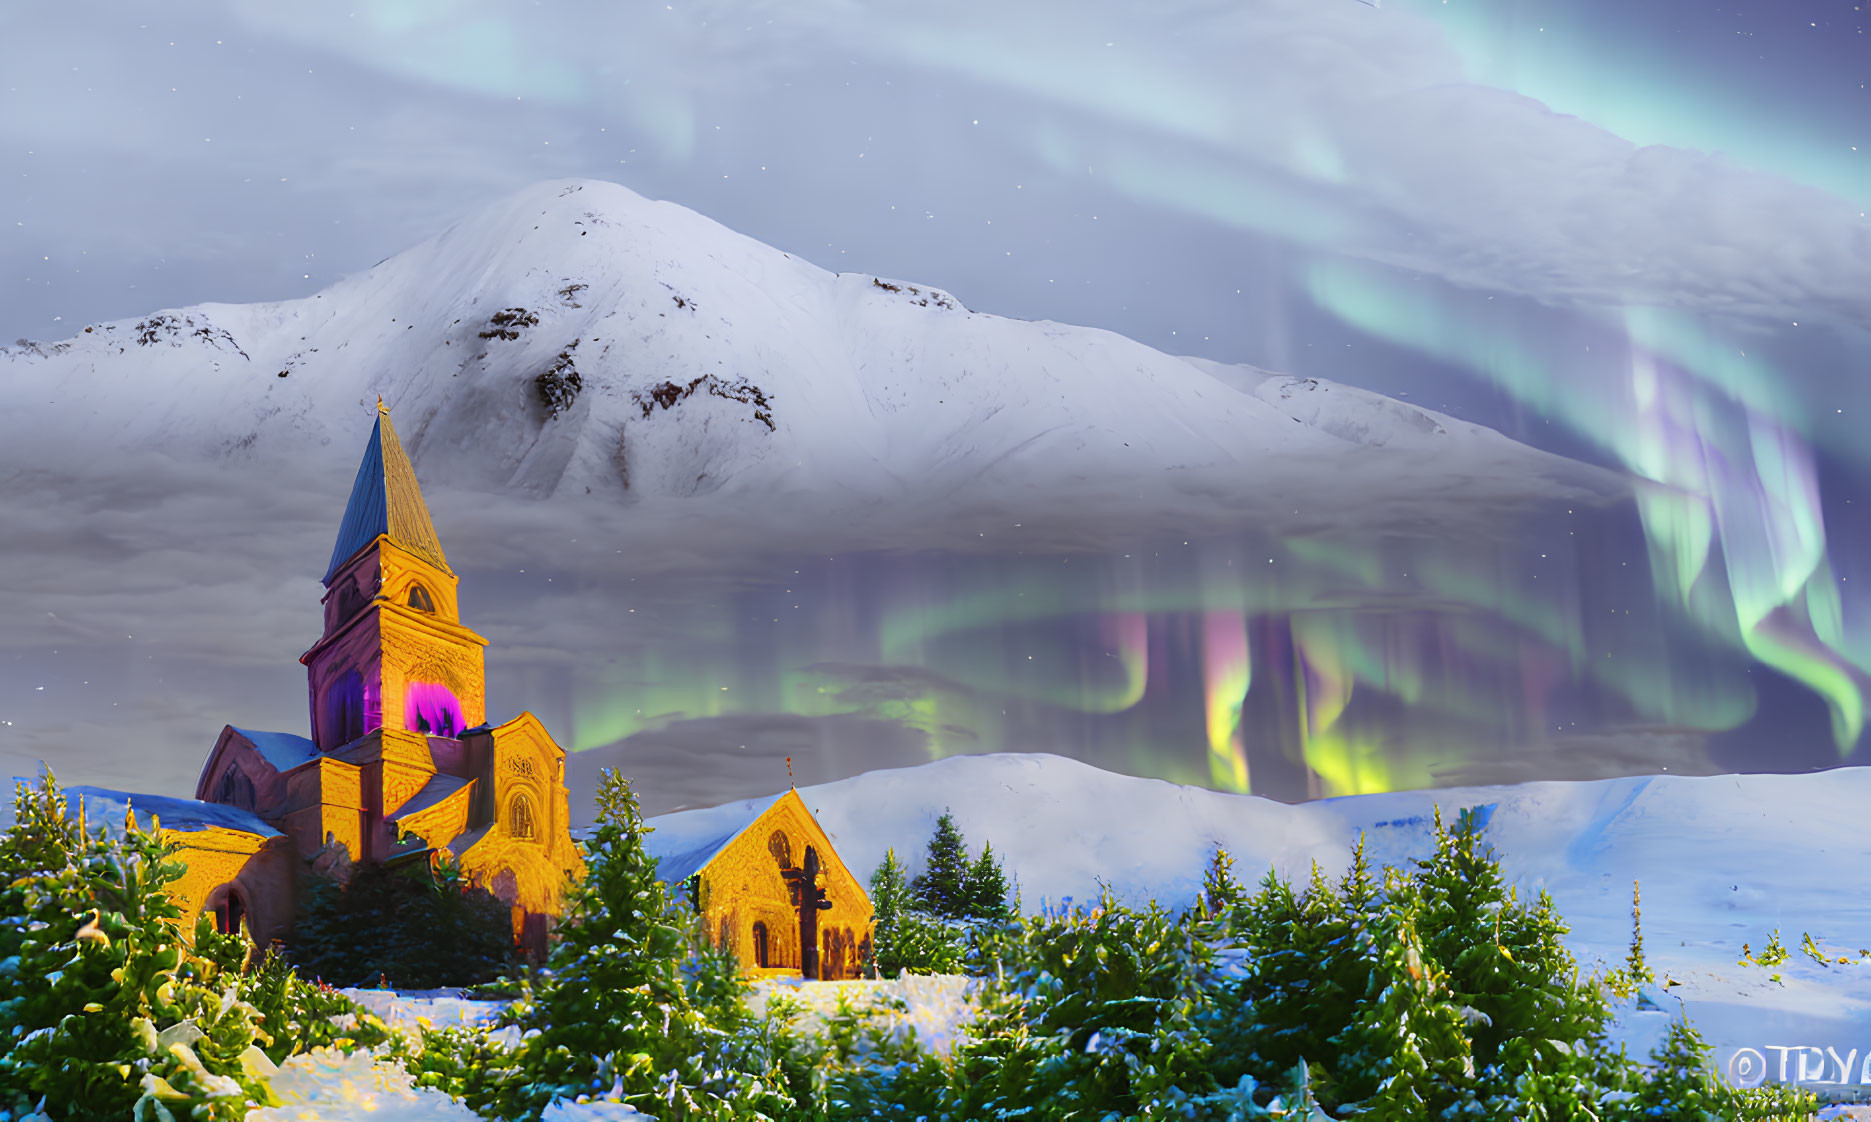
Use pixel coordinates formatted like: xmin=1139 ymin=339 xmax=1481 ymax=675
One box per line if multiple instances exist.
xmin=0 ymin=179 xmax=1612 ymax=529
xmin=649 ymin=751 xmax=1871 ymax=1079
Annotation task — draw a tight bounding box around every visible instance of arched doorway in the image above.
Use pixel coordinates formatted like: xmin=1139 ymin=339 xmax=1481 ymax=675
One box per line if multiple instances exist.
xmin=207 ymin=884 xmax=247 ymax=937
xmin=752 ymin=921 xmax=771 ymax=969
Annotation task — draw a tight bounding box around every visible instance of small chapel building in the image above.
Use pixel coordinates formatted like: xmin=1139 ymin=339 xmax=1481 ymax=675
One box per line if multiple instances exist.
xmin=647 ymin=787 xmax=874 ymax=980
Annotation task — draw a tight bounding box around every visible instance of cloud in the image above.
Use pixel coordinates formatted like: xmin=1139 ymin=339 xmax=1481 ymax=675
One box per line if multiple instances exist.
xmin=566 ymin=712 xmax=937 ymax=820
xmin=799 ymin=662 xmax=977 ymax=709
xmin=174 ymin=0 xmax=1871 ymax=334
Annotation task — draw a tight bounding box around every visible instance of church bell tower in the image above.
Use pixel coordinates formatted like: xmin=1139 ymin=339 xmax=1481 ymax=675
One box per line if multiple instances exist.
xmin=300 ymin=401 xmax=489 ymax=750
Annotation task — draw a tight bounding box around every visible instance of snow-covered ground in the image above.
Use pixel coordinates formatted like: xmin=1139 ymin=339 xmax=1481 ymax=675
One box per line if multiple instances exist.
xmin=752 ymin=973 xmax=979 ymax=1058
xmin=649 ymin=751 xmax=1871 ymax=1095
xmin=238 ymin=977 xmax=974 ymax=1120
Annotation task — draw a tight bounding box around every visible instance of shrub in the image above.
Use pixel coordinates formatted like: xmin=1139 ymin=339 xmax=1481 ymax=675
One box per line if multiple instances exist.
xmin=478 ymin=307 xmax=539 ymax=341
xmin=285 ymin=854 xmax=519 ymax=990
xmin=237 ymin=946 xmax=391 ymax=1066
xmin=535 ymin=343 xmax=582 ymax=418
xmin=770 ymin=988 xmax=947 ymax=1120
xmin=947 ymin=892 xmax=1219 ymax=1121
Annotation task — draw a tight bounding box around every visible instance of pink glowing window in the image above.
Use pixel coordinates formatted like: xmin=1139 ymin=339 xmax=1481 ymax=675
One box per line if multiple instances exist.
xmin=404 ymin=682 xmax=464 ymax=738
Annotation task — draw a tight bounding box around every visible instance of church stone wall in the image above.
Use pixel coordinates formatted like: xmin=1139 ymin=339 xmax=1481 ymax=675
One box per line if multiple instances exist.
xmin=696 ymin=792 xmax=873 ymax=979
xmin=165 ymin=829 xmax=296 ymax=948
xmin=454 ymin=714 xmax=584 ymax=946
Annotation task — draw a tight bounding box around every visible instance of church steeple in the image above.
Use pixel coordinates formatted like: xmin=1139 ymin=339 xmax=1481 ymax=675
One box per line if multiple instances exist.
xmin=324 ymin=398 xmax=450 ymax=584
xmin=301 ymin=402 xmax=488 ymax=752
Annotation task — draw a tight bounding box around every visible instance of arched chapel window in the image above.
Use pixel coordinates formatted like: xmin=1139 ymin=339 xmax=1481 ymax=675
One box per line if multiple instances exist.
xmin=209 ymin=886 xmax=246 ymax=937
xmin=507 ymin=792 xmax=536 ymax=840
xmin=407 ymin=584 xmax=435 ymax=612
xmin=767 ymin=830 xmax=793 ymax=869
xmin=214 ymin=766 xmax=255 ymax=811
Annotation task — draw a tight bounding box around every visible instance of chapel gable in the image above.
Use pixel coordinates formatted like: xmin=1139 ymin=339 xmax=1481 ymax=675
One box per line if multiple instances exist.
xmin=656 ymin=789 xmax=874 ymax=980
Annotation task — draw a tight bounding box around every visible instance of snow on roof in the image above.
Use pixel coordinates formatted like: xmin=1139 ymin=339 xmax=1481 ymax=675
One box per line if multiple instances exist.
xmin=641 ymin=790 xmax=787 ymax=886
xmin=229 ymin=726 xmax=320 ymax=772
xmin=64 ymin=785 xmax=282 ymax=839
xmin=446 ymin=822 xmax=494 ymax=859
xmin=391 ymin=773 xmax=470 ymax=821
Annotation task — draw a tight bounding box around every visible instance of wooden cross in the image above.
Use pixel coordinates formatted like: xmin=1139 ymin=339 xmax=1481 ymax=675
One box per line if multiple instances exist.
xmin=781 ymin=845 xmax=834 ymax=979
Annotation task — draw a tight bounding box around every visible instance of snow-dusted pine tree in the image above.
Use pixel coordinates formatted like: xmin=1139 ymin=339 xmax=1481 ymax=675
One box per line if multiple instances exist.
xmin=0 ymin=772 xmax=277 ymax=1122
xmin=963 ymin=841 xmax=1012 ymax=920
xmin=910 ymin=810 xmax=971 ymax=920
xmin=463 ymin=768 xmax=789 ymax=1121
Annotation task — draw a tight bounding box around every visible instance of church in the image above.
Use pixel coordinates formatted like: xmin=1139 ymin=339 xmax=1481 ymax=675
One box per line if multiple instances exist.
xmin=58 ymin=401 xmax=870 ymax=977
xmin=70 ymin=402 xmax=584 ymax=952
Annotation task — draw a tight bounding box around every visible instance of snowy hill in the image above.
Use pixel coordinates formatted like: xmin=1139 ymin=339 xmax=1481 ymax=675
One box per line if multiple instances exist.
xmin=649 ymin=752 xmax=1871 ymax=1084
xmin=0 ymin=179 xmax=1611 ymax=532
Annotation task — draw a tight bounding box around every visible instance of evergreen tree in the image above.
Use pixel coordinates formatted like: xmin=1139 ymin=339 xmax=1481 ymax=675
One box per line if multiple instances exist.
xmin=1620 ymin=1017 xmax=1818 ymax=1121
xmin=865 ymin=848 xmax=968 ymax=977
xmin=1413 ymin=805 xmax=1613 ymax=1089
xmin=867 ymin=847 xmax=913 ymax=977
xmin=945 ymin=890 xmax=1218 ymax=1121
xmin=287 ymin=853 xmax=518 ymax=989
xmin=1626 ymin=879 xmax=1653 ymax=985
xmin=457 ymin=768 xmax=789 ymax=1120
xmin=0 ymin=773 xmax=277 ymax=1121
xmin=963 ymin=841 xmax=1012 ymax=920
xmin=909 ymin=810 xmax=971 ymax=920
xmin=1201 ymin=846 xmax=1245 ymax=919
xmin=1325 ymin=870 xmax=1481 ymax=1119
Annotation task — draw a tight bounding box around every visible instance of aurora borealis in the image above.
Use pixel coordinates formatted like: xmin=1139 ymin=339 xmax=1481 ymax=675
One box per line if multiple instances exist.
xmin=3 ymin=0 xmax=1868 ymax=817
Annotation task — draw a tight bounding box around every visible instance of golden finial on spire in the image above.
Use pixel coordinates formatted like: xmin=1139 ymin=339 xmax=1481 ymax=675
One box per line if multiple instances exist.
xmin=377 ymin=394 xmax=388 ymax=414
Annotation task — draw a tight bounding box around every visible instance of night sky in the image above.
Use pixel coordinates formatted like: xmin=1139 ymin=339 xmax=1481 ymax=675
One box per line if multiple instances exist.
xmin=2 ymin=0 xmax=1868 ymax=817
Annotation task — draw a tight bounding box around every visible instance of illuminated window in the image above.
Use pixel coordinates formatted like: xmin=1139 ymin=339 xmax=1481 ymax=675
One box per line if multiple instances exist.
xmin=407 ymin=584 xmax=435 ymax=612
xmin=508 ymin=792 xmax=536 ymax=840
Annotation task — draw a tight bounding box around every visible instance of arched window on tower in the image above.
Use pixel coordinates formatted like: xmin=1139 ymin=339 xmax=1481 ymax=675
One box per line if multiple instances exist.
xmin=407 ymin=584 xmax=435 ymax=613
xmin=323 ymin=669 xmax=366 ymax=747
xmin=507 ymin=792 xmax=537 ymax=840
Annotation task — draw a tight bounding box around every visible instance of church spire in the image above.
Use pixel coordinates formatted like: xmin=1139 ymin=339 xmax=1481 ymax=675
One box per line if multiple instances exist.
xmin=323 ymin=401 xmax=451 ymax=584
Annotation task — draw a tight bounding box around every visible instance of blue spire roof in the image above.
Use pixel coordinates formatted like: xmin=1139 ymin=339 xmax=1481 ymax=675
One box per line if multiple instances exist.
xmin=323 ymin=403 xmax=451 ymax=584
